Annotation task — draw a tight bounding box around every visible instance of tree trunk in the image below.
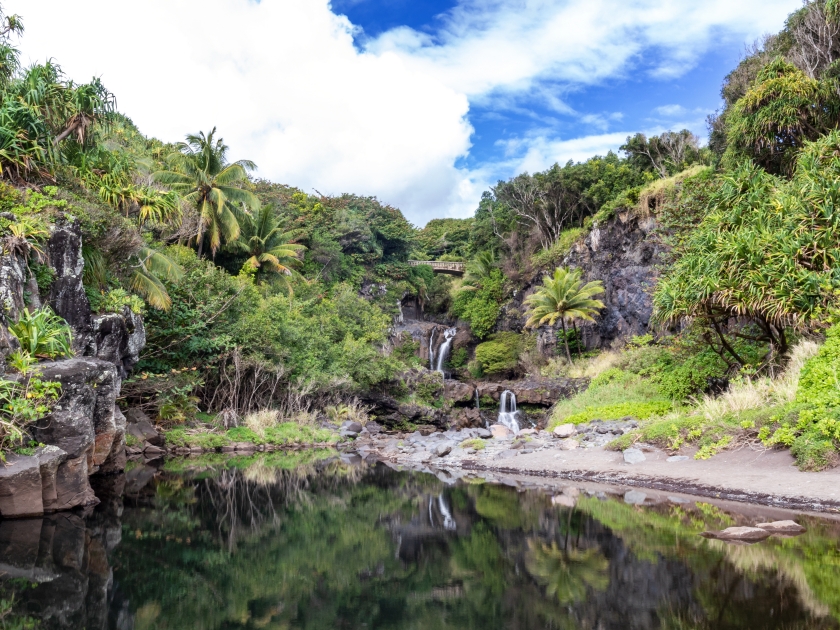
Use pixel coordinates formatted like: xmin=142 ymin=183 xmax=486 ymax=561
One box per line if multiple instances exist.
xmin=561 ymin=318 xmax=572 ymax=363
xmin=572 ymin=320 xmax=581 ymax=358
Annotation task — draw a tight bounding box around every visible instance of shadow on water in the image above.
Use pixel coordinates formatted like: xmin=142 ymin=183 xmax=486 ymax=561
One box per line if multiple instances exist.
xmin=2 ymin=450 xmax=840 ymax=629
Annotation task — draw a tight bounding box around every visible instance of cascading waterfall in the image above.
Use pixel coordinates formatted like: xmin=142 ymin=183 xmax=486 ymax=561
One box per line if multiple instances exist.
xmin=435 ymin=328 xmax=457 ymax=374
xmin=396 ymin=300 xmax=404 ymax=324
xmin=475 ymin=389 xmax=480 ymax=409
xmin=498 ymin=390 xmax=519 ymax=433
xmin=428 ymin=327 xmax=438 ymax=371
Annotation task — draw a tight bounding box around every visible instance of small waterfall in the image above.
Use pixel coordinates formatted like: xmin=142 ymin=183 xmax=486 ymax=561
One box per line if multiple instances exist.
xmin=428 ymin=327 xmax=438 ymax=371
xmin=435 ymin=328 xmax=457 ymax=375
xmin=396 ymin=300 xmax=404 ymax=324
xmin=498 ymin=390 xmax=519 ymax=433
xmin=475 ymin=389 xmax=480 ymax=409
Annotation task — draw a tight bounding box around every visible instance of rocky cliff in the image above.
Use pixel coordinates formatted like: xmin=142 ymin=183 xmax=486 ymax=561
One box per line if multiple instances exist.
xmin=0 ymin=220 xmax=145 ymax=518
xmin=500 ymin=210 xmax=666 ymax=353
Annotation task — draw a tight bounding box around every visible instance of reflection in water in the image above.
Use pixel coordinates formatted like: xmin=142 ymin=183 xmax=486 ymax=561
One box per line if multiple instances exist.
xmin=1 ymin=452 xmax=840 ymax=629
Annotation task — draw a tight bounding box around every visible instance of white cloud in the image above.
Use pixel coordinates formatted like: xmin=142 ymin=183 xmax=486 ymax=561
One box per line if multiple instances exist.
xmin=653 ymin=104 xmax=688 ymax=117
xmin=7 ymin=0 xmax=801 ymax=224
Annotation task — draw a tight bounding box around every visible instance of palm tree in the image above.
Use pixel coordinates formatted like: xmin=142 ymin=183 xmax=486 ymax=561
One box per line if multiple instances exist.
xmin=461 ymin=250 xmax=498 ymax=290
xmin=524 ymin=267 xmax=605 ymax=362
xmin=129 ymin=246 xmax=183 ymax=310
xmin=154 ymin=128 xmax=259 ymax=257
xmin=230 ymin=204 xmax=305 ymax=285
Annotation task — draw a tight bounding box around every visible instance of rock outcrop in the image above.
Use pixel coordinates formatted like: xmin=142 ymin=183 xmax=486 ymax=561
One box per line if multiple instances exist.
xmin=0 ymin=219 xmax=145 ymax=517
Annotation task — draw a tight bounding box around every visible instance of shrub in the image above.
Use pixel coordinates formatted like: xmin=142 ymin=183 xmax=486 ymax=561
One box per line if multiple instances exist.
xmin=9 ymin=308 xmax=73 ymax=359
xmin=460 ymin=438 xmax=486 ymax=451
xmin=448 ymin=346 xmax=469 ymax=369
xmin=561 ymin=401 xmax=673 ymax=425
xmin=475 ymin=332 xmax=522 ymax=375
xmin=0 ymin=357 xmax=62 ymax=454
xmin=244 ymin=409 xmax=280 ymax=436
xmin=450 ymin=269 xmax=504 ymax=339
xmin=93 ymin=288 xmax=145 ymax=315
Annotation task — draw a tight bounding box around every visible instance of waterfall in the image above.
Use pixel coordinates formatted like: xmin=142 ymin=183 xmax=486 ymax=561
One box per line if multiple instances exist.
xmin=396 ymin=300 xmax=404 ymax=324
xmin=435 ymin=328 xmax=457 ymax=375
xmin=428 ymin=327 xmax=438 ymax=371
xmin=438 ymin=494 xmax=456 ymax=531
xmin=475 ymin=389 xmax=480 ymax=409
xmin=498 ymin=390 xmax=519 ymax=433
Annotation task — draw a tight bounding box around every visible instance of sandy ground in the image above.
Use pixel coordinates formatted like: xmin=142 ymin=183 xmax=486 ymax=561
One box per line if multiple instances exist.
xmin=367 ymin=440 xmax=840 ymax=513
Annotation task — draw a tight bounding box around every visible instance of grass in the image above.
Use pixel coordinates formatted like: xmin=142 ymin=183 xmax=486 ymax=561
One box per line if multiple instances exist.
xmin=460 ymin=438 xmax=486 ymax=451
xmin=163 ymin=422 xmax=339 ymax=449
xmin=530 ymin=227 xmax=584 ymax=269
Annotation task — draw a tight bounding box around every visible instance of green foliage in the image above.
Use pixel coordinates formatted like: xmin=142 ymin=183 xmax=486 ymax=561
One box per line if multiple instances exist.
xmin=560 ymin=400 xmax=673 ymax=426
xmin=459 ymin=438 xmax=486 ymax=451
xmin=448 ymin=346 xmax=469 ymax=369
xmin=530 ymin=227 xmax=583 ymax=269
xmin=621 ymin=130 xmax=707 ymax=179
xmin=89 ymin=287 xmax=145 ymax=315
xmin=474 ymin=332 xmax=522 ymax=375
xmin=0 ymin=357 xmax=61 ymax=453
xmin=415 ymin=217 xmax=473 ymax=260
xmin=9 ymin=307 xmax=72 ymax=359
xmin=451 ymin=268 xmax=504 ymax=339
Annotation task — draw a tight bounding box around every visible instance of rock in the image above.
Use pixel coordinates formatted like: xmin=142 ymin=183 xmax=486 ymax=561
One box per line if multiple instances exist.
xmin=0 ymin=455 xmax=44 ymax=517
xmin=496 ymin=449 xmax=519 ymax=459
xmin=557 ymin=438 xmax=579 ymax=451
xmin=474 ymin=428 xmax=492 ymax=439
xmin=551 ymin=494 xmax=577 ymax=508
xmin=701 ymin=526 xmax=772 ymax=543
xmin=518 ymin=428 xmax=537 ymax=436
xmin=489 ymin=424 xmax=513 ymax=439
xmin=142 ymin=444 xmax=165 ymax=456
xmin=86 ymin=308 xmax=146 ymax=377
xmin=47 ymin=221 xmax=92 ymax=346
xmin=667 ymin=455 xmax=689 ymax=462
xmin=340 ymin=430 xmax=359 ymax=439
xmin=432 ymin=443 xmax=453 ymax=457
xmin=444 ymin=380 xmax=475 ymax=403
xmin=624 ymin=490 xmax=647 ymax=505
xmin=478 ymin=377 xmax=589 ymax=406
xmin=755 ymin=520 xmax=806 ymax=535
xmin=341 ymin=420 xmax=364 ymax=434
xmin=233 ymin=442 xmax=256 ymax=452
xmin=35 ymin=445 xmax=67 ymax=512
xmin=365 ymin=421 xmax=383 ymax=435
xmin=553 ymin=424 xmax=576 ymax=438
xmin=623 ymin=448 xmax=646 ymax=464
xmin=127 ymin=415 xmax=163 ymax=447
xmin=449 ymin=407 xmax=483 ymax=429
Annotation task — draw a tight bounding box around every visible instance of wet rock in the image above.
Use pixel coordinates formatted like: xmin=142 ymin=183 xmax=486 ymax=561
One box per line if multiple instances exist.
xmin=0 ymin=455 xmax=44 ymax=517
xmin=126 ymin=413 xmax=163 ymax=447
xmin=478 ymin=377 xmax=589 ymax=406
xmin=432 ymin=443 xmax=453 ymax=457
xmin=701 ymin=526 xmax=772 ymax=543
xmin=623 ymin=448 xmax=646 ymax=464
xmin=755 ymin=520 xmax=806 ymax=535
xmin=489 ymin=424 xmax=513 ymax=439
xmin=553 ymin=423 xmax=576 ymax=438
xmin=557 ymin=438 xmax=579 ymax=451
xmin=233 ymin=442 xmax=257 ymax=452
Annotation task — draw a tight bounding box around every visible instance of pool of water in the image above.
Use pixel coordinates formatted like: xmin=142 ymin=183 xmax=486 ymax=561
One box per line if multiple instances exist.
xmin=2 ymin=451 xmax=840 ymax=629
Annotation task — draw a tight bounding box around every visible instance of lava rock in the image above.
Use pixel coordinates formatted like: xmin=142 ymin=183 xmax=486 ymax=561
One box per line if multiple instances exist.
xmin=755 ymin=520 xmax=806 ymax=535
xmin=432 ymin=443 xmax=453 ymax=457
xmin=0 ymin=455 xmax=44 ymax=517
xmin=623 ymin=448 xmax=646 ymax=464
xmin=553 ymin=424 xmax=576 ymax=438
xmin=489 ymin=424 xmax=513 ymax=439
xmin=557 ymin=438 xmax=579 ymax=451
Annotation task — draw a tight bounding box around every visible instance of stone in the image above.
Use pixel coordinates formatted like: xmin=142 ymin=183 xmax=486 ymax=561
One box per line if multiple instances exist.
xmin=518 ymin=428 xmax=537 ymax=436
xmin=623 ymin=448 xmax=646 ymax=464
xmin=233 ymin=442 xmax=256 ymax=452
xmin=624 ymin=490 xmax=647 ymax=505
xmin=557 ymin=438 xmax=579 ymax=451
xmin=47 ymin=221 xmax=93 ymax=345
xmin=340 ymin=430 xmax=359 ymax=439
xmin=701 ymin=526 xmax=772 ymax=543
xmin=432 ymin=443 xmax=453 ymax=457
xmin=0 ymin=455 xmax=44 ymax=517
xmin=126 ymin=412 xmax=163 ymax=446
xmin=553 ymin=424 xmax=576 ymax=438
xmin=667 ymin=455 xmax=689 ymax=462
xmin=341 ymin=420 xmax=364 ymax=434
xmin=496 ymin=449 xmax=519 ymax=459
xmin=142 ymin=444 xmax=165 ymax=455
xmin=35 ymin=445 xmax=67 ymax=512
xmin=551 ymin=494 xmax=576 ymax=508
xmin=474 ymin=428 xmax=492 ymax=439
xmin=86 ymin=308 xmax=146 ymax=377
xmin=489 ymin=424 xmax=513 ymax=439
xmin=755 ymin=520 xmax=806 ymax=535
xmin=444 ymin=380 xmax=475 ymax=403
xmin=365 ymin=421 xmax=383 ymax=435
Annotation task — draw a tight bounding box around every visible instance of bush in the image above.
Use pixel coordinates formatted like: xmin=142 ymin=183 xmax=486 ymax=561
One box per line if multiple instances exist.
xmin=89 ymin=288 xmax=145 ymax=315
xmin=450 ymin=269 xmax=504 ymax=339
xmin=561 ymin=401 xmax=673 ymax=425
xmin=475 ymin=332 xmax=522 ymax=375
xmin=9 ymin=308 xmax=73 ymax=359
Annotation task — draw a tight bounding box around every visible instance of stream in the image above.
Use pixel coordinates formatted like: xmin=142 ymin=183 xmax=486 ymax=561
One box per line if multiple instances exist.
xmin=2 ymin=451 xmax=840 ymax=629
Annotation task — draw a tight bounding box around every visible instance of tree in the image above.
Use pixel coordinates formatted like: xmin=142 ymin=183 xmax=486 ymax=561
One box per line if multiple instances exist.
xmin=461 ymin=250 xmax=498 ymax=291
xmin=230 ymin=204 xmax=305 ymax=285
xmin=621 ymin=130 xmax=703 ymax=179
xmin=154 ymin=128 xmax=259 ymax=257
xmin=524 ymin=267 xmax=605 ymax=362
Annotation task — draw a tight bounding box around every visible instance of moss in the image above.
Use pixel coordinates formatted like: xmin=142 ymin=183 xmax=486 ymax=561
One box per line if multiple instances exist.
xmin=459 ymin=438 xmax=486 ymax=451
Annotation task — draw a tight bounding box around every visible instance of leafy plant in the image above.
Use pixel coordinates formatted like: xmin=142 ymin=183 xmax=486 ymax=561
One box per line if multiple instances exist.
xmin=0 ymin=357 xmax=61 ymax=454
xmin=9 ymin=307 xmax=72 ymax=358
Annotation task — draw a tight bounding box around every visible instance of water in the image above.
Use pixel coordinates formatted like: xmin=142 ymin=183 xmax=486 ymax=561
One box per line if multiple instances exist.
xmin=3 ymin=453 xmax=840 ymax=629
xmin=428 ymin=327 xmax=438 ymax=371
xmin=498 ymin=389 xmax=520 ymax=432
xmin=435 ymin=327 xmax=457 ymax=374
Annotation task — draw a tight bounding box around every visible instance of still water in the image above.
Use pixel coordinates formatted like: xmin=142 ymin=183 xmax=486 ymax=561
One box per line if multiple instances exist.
xmin=2 ymin=450 xmax=840 ymax=629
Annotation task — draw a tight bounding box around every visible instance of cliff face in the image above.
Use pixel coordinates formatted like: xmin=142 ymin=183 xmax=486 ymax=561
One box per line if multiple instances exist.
xmin=499 ymin=211 xmax=666 ymax=354
xmin=0 ymin=220 xmax=145 ymax=518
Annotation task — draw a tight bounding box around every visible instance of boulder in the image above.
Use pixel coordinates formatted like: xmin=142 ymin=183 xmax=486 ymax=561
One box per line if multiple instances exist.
xmin=496 ymin=449 xmax=519 ymax=459
xmin=489 ymin=424 xmax=513 ymax=439
xmin=553 ymin=424 xmax=576 ymax=438
xmin=623 ymin=448 xmax=646 ymax=464
xmin=444 ymin=380 xmax=475 ymax=403
xmin=341 ymin=420 xmax=364 ymax=434
xmin=557 ymin=438 xmax=579 ymax=451
xmin=474 ymin=428 xmax=492 ymax=439
xmin=701 ymin=527 xmax=772 ymax=543
xmin=450 ymin=407 xmax=483 ymax=429
xmin=432 ymin=442 xmax=453 ymax=457
xmin=126 ymin=412 xmax=163 ymax=447
xmin=0 ymin=455 xmax=44 ymax=517
xmin=755 ymin=520 xmax=806 ymax=535
xmin=35 ymin=445 xmax=67 ymax=512
xmin=86 ymin=307 xmax=146 ymax=377
xmin=624 ymin=490 xmax=647 ymax=505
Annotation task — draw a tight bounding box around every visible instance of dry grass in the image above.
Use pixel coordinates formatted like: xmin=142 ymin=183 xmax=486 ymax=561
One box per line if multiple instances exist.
xmin=694 ymin=339 xmax=821 ymax=423
xmin=244 ymin=409 xmax=280 ymax=437
xmin=323 ymin=398 xmax=370 ymax=426
xmin=542 ymin=350 xmax=623 ymax=380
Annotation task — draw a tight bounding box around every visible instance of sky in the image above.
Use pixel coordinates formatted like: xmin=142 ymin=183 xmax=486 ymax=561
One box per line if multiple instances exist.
xmin=8 ymin=0 xmax=802 ymax=226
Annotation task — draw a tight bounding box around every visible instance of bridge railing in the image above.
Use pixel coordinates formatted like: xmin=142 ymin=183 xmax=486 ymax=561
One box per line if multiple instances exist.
xmin=408 ymin=260 xmax=466 ymax=272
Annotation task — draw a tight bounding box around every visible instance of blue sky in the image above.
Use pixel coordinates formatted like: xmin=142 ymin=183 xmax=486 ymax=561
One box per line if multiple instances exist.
xmin=11 ymin=0 xmax=802 ymax=225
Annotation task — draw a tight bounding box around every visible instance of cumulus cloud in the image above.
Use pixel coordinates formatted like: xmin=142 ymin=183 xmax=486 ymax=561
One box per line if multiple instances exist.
xmin=7 ymin=0 xmax=800 ymax=224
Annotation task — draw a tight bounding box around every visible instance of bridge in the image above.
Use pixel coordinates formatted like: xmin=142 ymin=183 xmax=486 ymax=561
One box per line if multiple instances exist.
xmin=408 ymin=261 xmax=466 ymax=276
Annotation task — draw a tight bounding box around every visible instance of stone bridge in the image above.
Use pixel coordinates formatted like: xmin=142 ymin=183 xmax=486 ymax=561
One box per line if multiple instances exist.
xmin=408 ymin=261 xmax=465 ymax=276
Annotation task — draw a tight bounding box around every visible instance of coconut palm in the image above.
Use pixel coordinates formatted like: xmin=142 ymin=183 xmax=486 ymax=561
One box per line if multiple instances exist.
xmin=461 ymin=250 xmax=498 ymax=290
xmin=231 ymin=204 xmax=305 ymax=285
xmin=129 ymin=246 xmax=183 ymax=310
xmin=154 ymin=128 xmax=259 ymax=257
xmin=524 ymin=266 xmax=605 ymax=362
